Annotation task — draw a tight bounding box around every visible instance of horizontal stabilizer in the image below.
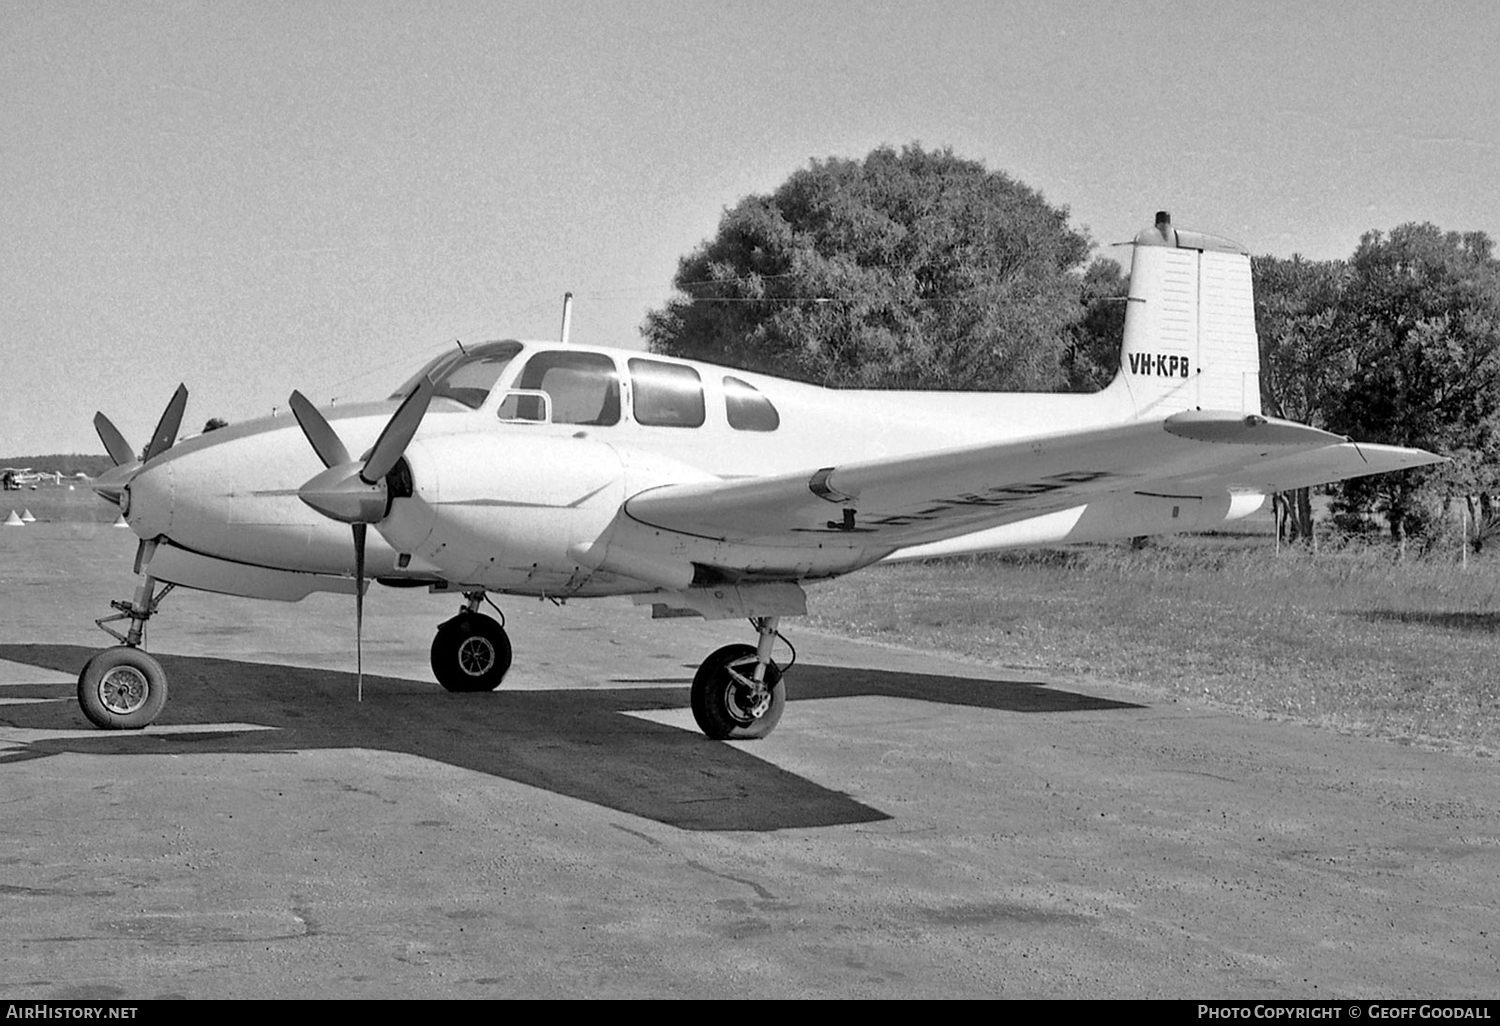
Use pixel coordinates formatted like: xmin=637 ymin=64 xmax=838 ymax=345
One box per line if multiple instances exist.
xmin=1217 ymin=441 xmax=1445 ymax=493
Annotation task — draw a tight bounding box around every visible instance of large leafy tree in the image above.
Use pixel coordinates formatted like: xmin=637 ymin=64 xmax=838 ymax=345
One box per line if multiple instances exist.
xmin=1252 ymin=254 xmax=1350 ymax=544
xmin=1063 ymin=256 xmax=1129 ymax=392
xmin=644 ymin=145 xmax=1091 ymax=391
xmin=1321 ymin=224 xmax=1500 ymax=544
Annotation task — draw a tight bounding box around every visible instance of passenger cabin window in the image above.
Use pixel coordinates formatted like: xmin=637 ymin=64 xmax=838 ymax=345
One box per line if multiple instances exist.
xmin=506 ymin=350 xmax=620 ymax=425
xmin=723 ymin=376 xmax=780 ymax=431
xmin=629 ymin=359 xmax=704 ymax=428
xmin=390 ymin=341 xmax=523 ymax=410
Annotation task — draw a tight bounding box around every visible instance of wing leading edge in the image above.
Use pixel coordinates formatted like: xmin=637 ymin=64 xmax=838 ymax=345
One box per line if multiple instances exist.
xmin=623 ymin=411 xmax=1443 ymax=552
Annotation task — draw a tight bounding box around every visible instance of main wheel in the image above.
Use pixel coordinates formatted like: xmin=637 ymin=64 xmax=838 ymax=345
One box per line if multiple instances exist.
xmin=78 ymin=647 xmax=168 ymax=730
xmin=690 ymin=643 xmax=785 ymax=740
xmin=430 ymin=612 xmax=512 ymax=693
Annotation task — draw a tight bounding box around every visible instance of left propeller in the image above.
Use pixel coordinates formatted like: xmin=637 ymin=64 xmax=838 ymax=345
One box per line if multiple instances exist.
xmin=91 ymin=384 xmax=189 ymax=506
xmin=289 ymin=378 xmax=436 ymax=697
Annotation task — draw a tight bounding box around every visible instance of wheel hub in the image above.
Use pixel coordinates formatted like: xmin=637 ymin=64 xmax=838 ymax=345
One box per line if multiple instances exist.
xmin=98 ymin=666 xmax=149 ymax=715
xmin=456 ymin=636 xmax=496 ymax=676
xmin=724 ymin=662 xmax=772 ymax=722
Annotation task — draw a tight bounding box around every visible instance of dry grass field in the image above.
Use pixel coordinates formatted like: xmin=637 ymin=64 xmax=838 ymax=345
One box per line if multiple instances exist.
xmin=807 ymin=533 xmax=1500 ymax=758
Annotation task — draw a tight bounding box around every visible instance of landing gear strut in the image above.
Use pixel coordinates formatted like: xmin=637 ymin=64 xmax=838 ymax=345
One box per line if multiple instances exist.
xmin=430 ymin=590 xmax=512 ymax=693
xmin=78 ymin=574 xmax=176 ymax=730
xmin=691 ymin=616 xmax=786 ymax=740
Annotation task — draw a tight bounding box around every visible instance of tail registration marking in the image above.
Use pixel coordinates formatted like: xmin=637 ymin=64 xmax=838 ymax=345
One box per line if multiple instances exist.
xmin=1128 ymin=353 xmax=1191 ymax=378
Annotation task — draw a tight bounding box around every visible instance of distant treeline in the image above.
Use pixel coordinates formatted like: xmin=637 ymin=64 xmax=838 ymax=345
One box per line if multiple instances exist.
xmin=0 ymin=454 xmax=114 ymax=477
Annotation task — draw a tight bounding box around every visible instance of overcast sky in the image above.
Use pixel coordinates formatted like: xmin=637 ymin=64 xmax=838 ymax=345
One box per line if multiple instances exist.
xmin=4 ymin=0 xmax=1498 ymax=454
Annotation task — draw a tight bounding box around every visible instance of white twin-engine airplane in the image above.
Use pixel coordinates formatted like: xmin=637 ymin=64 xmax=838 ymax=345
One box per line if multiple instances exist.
xmin=81 ymin=213 xmax=1442 ymax=739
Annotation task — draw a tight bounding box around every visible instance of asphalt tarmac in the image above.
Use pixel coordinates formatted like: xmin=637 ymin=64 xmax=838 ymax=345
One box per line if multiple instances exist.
xmin=2 ymin=517 xmax=1498 ymax=998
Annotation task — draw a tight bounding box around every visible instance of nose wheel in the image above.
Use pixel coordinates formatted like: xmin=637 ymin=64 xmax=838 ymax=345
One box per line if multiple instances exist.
xmin=78 ymin=647 xmax=168 ymax=730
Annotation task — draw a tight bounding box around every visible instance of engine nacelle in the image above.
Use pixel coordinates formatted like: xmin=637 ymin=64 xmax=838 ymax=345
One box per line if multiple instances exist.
xmin=378 ymin=433 xmax=626 ymax=591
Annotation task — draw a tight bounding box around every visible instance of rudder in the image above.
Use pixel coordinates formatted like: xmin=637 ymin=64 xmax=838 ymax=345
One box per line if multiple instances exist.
xmin=1112 ymin=212 xmax=1261 ymax=419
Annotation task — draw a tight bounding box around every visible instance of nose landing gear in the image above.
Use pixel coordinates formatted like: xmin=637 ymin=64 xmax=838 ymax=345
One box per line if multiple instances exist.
xmin=79 ymin=574 xmax=176 ymax=730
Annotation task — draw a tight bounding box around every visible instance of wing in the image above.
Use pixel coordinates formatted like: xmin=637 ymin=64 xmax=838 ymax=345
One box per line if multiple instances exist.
xmin=624 ymin=411 xmax=1443 ymax=549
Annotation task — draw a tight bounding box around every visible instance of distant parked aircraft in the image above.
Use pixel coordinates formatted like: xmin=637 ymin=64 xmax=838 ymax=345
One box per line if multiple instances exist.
xmin=1 ymin=468 xmax=53 ymax=490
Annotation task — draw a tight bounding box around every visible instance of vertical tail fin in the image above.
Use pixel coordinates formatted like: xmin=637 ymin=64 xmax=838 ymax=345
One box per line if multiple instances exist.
xmin=1113 ymin=212 xmax=1261 ymax=418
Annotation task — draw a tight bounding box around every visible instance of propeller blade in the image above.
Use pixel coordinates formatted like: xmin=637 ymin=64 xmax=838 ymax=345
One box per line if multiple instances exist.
xmin=289 ymin=390 xmax=351 ymax=469
xmin=94 ymin=413 xmax=135 ymax=467
xmin=142 ymin=384 xmax=189 ymax=462
xmin=353 ymin=522 xmax=366 ymax=702
xmin=361 ymin=376 xmax=434 ymax=484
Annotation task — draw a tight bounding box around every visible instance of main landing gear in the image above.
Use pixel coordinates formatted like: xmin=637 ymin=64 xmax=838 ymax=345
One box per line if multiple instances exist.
xmin=430 ymin=590 xmax=512 ymax=693
xmin=78 ymin=574 xmax=176 ymax=730
xmin=74 ymin=581 xmax=790 ymax=742
xmin=690 ymin=616 xmax=788 ymax=741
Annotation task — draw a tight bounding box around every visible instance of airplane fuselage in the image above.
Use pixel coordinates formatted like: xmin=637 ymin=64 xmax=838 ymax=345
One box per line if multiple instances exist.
xmin=120 ymin=339 xmax=1197 ymax=601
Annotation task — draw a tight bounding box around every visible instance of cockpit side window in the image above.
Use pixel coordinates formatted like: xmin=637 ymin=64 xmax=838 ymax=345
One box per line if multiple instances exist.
xmin=514 ymin=350 xmax=620 ymax=425
xmin=724 ymin=376 xmax=780 ymax=431
xmin=629 ymin=359 xmax=705 ymax=428
xmin=389 ymin=341 xmax=524 ymax=409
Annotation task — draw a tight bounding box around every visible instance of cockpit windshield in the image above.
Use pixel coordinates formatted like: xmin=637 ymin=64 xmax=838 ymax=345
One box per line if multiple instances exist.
xmin=388 ymin=341 xmax=524 ymax=410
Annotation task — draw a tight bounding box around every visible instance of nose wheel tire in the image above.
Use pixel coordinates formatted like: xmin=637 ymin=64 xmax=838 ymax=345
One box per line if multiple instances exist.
xmin=691 ymin=643 xmax=785 ymax=740
xmin=78 ymin=647 xmax=168 ymax=730
xmin=431 ymin=612 xmax=512 ymax=692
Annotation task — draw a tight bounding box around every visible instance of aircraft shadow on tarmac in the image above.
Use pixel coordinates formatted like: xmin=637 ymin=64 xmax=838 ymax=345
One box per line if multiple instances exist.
xmin=0 ymin=643 xmax=1140 ymax=833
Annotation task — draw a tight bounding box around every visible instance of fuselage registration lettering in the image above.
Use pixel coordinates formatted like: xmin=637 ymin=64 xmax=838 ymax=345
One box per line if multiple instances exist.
xmin=1128 ymin=352 xmax=1191 ymax=378
xmin=866 ymin=470 xmax=1112 ymax=528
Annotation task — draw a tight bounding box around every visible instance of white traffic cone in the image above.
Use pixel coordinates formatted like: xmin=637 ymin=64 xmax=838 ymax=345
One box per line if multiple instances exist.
xmin=113 ymin=514 xmax=130 ymax=527
xmin=20 ymin=509 xmax=35 ymax=522
xmin=3 ymin=510 xmax=22 ymax=526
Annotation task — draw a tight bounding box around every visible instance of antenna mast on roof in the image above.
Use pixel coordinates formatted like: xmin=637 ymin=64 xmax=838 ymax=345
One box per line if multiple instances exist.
xmin=559 ymin=292 xmax=574 ymax=345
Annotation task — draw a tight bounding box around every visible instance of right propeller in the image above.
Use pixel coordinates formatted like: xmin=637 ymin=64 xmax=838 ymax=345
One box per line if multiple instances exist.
xmin=288 ymin=378 xmax=436 ymax=697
